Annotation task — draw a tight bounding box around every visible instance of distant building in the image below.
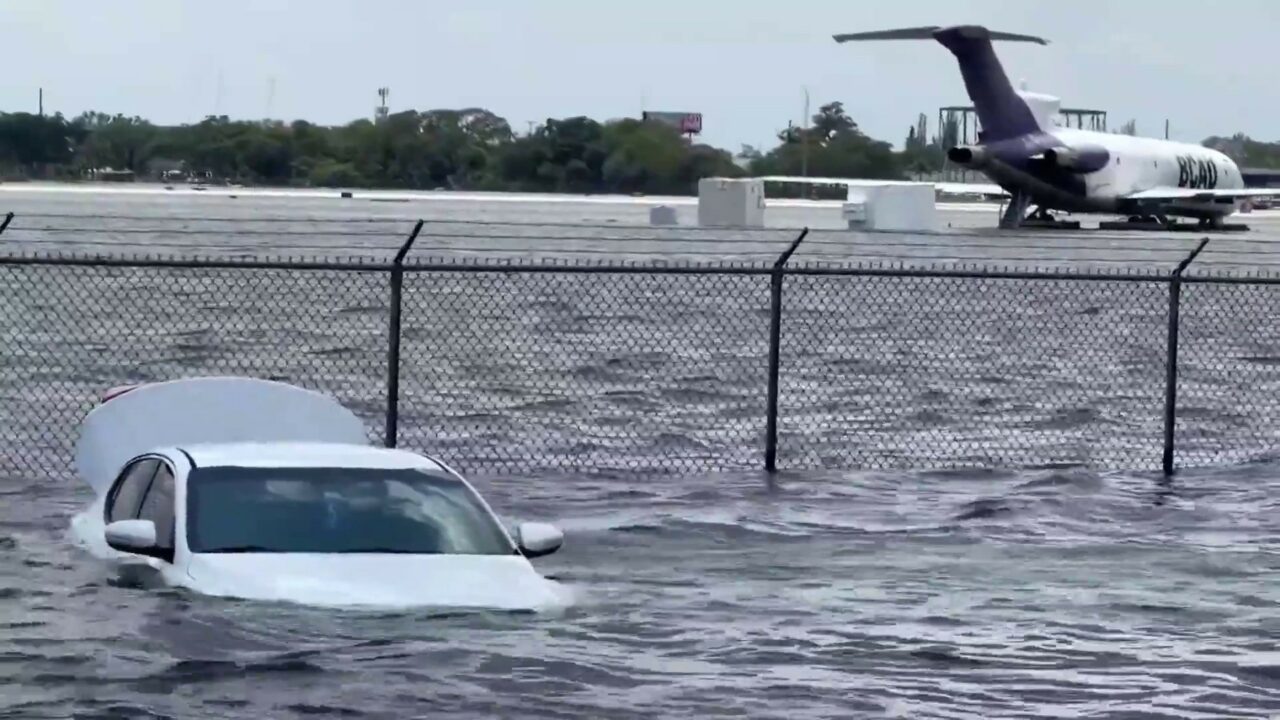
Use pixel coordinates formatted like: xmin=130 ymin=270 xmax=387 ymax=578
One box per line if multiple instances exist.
xmin=148 ymin=157 xmax=185 ymax=178
xmin=1242 ymin=167 xmax=1280 ymax=188
xmin=85 ymin=168 xmax=135 ymax=182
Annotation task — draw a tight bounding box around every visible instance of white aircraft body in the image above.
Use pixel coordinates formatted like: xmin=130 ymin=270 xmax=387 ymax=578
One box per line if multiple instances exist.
xmin=768 ymin=25 xmax=1280 ymax=229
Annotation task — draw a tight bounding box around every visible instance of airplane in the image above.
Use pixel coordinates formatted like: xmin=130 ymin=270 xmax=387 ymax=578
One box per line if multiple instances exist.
xmin=770 ymin=25 xmax=1280 ymax=230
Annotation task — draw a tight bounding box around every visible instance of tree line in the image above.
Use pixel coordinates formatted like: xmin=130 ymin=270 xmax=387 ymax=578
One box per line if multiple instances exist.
xmin=1203 ymin=133 xmax=1280 ymax=169
xmin=0 ymin=103 xmax=1270 ymax=195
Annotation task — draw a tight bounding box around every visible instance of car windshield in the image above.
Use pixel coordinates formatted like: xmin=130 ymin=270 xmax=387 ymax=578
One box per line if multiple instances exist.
xmin=185 ymin=466 xmax=516 ymax=555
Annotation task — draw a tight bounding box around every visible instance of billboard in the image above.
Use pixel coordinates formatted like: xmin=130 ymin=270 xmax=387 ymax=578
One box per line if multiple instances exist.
xmin=642 ymin=111 xmax=702 ymax=135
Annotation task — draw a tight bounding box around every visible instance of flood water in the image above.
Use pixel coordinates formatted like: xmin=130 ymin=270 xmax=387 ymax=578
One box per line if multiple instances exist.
xmin=1 ymin=185 xmax=1278 ymax=718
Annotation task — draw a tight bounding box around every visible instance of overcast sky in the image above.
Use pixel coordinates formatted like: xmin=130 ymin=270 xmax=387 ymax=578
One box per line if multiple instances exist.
xmin=2 ymin=0 xmax=1275 ymax=152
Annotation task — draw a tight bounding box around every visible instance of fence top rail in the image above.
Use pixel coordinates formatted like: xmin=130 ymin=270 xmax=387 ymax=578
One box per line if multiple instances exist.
xmin=0 ymin=251 xmax=397 ymax=272
xmin=11 ymin=209 xmax=1271 ymax=247
xmin=1180 ymin=271 xmax=1280 ymax=285
xmin=8 ymin=247 xmax=1280 ymax=281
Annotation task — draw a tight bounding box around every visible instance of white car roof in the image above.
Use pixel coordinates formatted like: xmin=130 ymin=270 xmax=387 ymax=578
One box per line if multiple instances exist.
xmin=178 ymin=441 xmax=450 ymax=473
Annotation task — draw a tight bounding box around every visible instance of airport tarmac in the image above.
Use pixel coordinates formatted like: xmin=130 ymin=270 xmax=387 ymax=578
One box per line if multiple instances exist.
xmin=0 ymin=182 xmax=1278 ymax=275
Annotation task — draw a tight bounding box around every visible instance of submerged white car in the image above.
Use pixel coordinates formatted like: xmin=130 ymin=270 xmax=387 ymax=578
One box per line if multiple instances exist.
xmin=69 ymin=377 xmax=569 ymax=611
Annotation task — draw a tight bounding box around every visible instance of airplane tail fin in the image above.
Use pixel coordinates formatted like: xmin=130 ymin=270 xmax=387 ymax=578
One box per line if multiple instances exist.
xmin=834 ymin=25 xmax=1047 ymax=142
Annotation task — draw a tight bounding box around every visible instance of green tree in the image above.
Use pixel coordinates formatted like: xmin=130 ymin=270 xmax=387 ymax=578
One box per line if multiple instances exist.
xmin=748 ymin=98 xmax=904 ymax=197
xmin=0 ymin=99 xmax=1068 ymax=193
xmin=73 ymin=112 xmax=158 ymax=172
xmin=810 ymin=101 xmax=857 ymax=143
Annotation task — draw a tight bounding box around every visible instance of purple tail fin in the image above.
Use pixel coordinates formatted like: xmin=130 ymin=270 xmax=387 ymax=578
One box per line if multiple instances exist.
xmin=834 ymin=25 xmax=1047 ymax=142
xmin=932 ymin=26 xmax=1041 ymax=141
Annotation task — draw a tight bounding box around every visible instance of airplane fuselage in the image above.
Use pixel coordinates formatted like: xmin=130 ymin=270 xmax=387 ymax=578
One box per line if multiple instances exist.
xmin=952 ymin=125 xmax=1248 ymax=221
xmin=1057 ymin=129 xmax=1241 ymax=195
xmin=1000 ymin=128 xmax=1245 ymax=219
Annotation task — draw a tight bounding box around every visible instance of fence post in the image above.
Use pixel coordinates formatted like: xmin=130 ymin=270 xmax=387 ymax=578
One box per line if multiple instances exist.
xmin=0 ymin=212 xmax=13 ymax=236
xmin=385 ymin=219 xmax=425 ymax=448
xmin=1161 ymin=236 xmax=1210 ymax=476
xmin=765 ymin=227 xmax=810 ymax=472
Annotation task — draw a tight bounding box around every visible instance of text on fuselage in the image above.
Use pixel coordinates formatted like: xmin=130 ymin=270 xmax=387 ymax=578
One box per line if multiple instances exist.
xmin=1177 ymin=155 xmax=1219 ymax=189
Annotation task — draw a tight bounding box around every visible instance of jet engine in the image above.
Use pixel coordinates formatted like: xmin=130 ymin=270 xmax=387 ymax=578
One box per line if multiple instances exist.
xmin=946 ymin=145 xmax=990 ymax=168
xmin=948 ymin=142 xmax=1111 ymax=175
xmin=1040 ymin=145 xmax=1110 ymax=174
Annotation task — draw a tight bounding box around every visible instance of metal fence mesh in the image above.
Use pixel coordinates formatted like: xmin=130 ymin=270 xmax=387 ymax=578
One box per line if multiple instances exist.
xmin=395 ymin=269 xmax=772 ymax=474
xmin=1176 ymin=280 xmax=1280 ymax=467
xmin=0 ymin=263 xmax=389 ymax=483
xmin=5 ymin=253 xmax=1280 ymax=482
xmin=779 ymin=273 xmax=1172 ymax=471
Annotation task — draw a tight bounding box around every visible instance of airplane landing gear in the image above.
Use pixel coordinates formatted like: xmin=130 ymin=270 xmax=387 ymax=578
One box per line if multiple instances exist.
xmin=1192 ymin=216 xmax=1249 ymax=231
xmin=1101 ymin=214 xmax=1171 ymax=230
xmin=994 ymin=196 xmax=1251 ymax=233
xmin=999 ymin=194 xmax=1082 ymax=230
xmin=999 ymin=191 xmax=1032 ymax=229
xmin=1098 ymin=214 xmax=1250 ymax=232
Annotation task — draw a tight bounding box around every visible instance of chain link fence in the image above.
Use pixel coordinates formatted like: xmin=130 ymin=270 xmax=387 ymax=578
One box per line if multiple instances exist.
xmin=1175 ymin=279 xmax=1280 ymax=467
xmin=397 ymin=269 xmax=771 ymax=473
xmin=3 ymin=227 xmax=1280 ymax=480
xmin=778 ymin=271 xmax=1172 ymax=471
xmin=0 ymin=260 xmax=389 ymax=482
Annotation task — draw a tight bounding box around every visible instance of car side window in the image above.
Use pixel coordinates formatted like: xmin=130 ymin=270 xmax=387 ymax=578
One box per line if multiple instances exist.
xmin=105 ymin=458 xmax=160 ymax=523
xmin=137 ymin=463 xmax=176 ymax=556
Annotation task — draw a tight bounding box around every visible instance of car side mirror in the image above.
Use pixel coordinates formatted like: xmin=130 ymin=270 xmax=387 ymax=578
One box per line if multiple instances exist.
xmin=516 ymin=522 xmax=563 ymax=558
xmin=105 ymin=519 xmax=158 ymax=555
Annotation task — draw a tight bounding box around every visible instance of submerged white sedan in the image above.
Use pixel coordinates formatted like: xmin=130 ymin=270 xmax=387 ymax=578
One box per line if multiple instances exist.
xmin=69 ymin=377 xmax=570 ymax=611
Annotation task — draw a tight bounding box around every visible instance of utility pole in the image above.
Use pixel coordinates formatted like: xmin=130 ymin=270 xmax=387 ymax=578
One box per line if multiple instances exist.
xmin=38 ymin=88 xmax=43 ymax=116
xmin=801 ymin=86 xmax=810 ymax=197
xmin=214 ymin=69 xmax=223 ymax=116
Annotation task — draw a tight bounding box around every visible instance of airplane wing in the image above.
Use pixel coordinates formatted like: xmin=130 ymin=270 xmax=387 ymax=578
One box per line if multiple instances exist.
xmin=931 ymin=181 xmax=1009 ymax=197
xmin=756 ymin=175 xmax=1009 ymax=197
xmin=758 ymin=174 xmax=921 ymax=187
xmin=1123 ymin=187 xmax=1280 ymax=201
